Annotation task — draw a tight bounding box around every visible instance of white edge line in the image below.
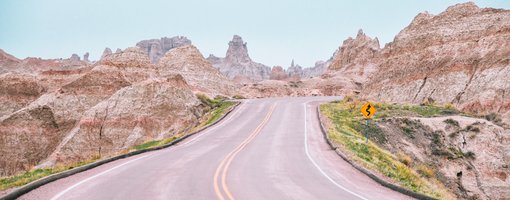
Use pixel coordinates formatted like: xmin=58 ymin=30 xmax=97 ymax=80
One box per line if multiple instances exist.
xmin=51 ymin=154 xmax=152 ymax=200
xmin=303 ymin=101 xmax=369 ymax=200
xmin=181 ymin=100 xmax=247 ymax=146
xmin=51 ymin=100 xmax=248 ymax=200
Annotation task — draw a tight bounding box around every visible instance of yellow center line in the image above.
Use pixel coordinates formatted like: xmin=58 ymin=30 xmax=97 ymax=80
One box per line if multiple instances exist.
xmin=213 ymin=103 xmax=277 ymax=200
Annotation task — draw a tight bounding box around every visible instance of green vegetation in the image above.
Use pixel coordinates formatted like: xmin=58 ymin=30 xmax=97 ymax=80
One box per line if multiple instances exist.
xmin=0 ymin=157 xmax=99 ymax=191
xmin=130 ymin=136 xmax=179 ymax=151
xmin=196 ymin=94 xmax=236 ymax=128
xmin=374 ymin=101 xmax=459 ymax=118
xmin=320 ymin=99 xmax=455 ymax=199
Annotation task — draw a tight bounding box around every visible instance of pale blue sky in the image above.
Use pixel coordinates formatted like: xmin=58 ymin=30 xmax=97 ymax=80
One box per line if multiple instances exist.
xmin=1 ymin=0 xmax=509 ymax=68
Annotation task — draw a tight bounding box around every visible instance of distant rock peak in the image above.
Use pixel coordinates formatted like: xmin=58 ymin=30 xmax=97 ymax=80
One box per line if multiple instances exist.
xmin=69 ymin=54 xmax=80 ymax=62
xmin=225 ymin=35 xmax=251 ymax=63
xmin=83 ymin=52 xmax=90 ymax=63
xmin=101 ymin=48 xmax=112 ymax=59
xmin=136 ymin=36 xmax=192 ymax=63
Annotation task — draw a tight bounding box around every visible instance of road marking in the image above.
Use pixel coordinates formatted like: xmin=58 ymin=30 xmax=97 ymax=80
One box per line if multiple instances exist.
xmin=50 ymin=154 xmax=153 ymax=200
xmin=181 ymin=100 xmax=248 ymax=147
xmin=213 ymin=103 xmax=277 ymax=200
xmin=303 ymin=102 xmax=369 ymax=200
xmin=52 ymin=101 xmax=248 ymax=200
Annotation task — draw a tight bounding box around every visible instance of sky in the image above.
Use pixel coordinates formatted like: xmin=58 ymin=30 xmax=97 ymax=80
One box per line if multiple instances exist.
xmin=1 ymin=0 xmax=509 ymax=68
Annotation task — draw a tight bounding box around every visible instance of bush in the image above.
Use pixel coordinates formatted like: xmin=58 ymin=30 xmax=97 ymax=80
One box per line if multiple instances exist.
xmin=465 ymin=151 xmax=476 ymax=159
xmin=465 ymin=125 xmax=480 ymax=133
xmin=443 ymin=118 xmax=460 ymax=127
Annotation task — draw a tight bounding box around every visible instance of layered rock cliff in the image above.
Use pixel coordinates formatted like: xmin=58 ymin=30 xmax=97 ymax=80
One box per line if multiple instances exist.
xmin=362 ymin=2 xmax=510 ymax=125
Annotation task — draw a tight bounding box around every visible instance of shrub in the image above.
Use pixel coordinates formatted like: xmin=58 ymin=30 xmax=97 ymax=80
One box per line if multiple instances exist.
xmin=465 ymin=151 xmax=476 ymax=159
xmin=417 ymin=164 xmax=435 ymax=178
xmin=443 ymin=118 xmax=460 ymax=127
xmin=465 ymin=125 xmax=480 ymax=133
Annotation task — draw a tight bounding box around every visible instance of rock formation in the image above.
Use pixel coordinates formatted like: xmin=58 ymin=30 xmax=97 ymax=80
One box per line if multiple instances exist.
xmin=0 ymin=74 xmax=46 ymax=118
xmin=305 ymin=29 xmax=380 ymax=96
xmin=207 ymin=35 xmax=271 ymax=82
xmin=0 ymin=49 xmax=21 ymax=74
xmin=136 ymin=36 xmax=191 ymax=63
xmin=269 ymin=66 xmax=288 ymax=80
xmin=69 ymin=54 xmax=80 ymax=62
xmin=101 ymin=48 xmax=112 ymax=59
xmin=362 ymin=2 xmax=510 ymax=125
xmin=83 ymin=52 xmax=90 ymax=63
xmin=287 ymin=59 xmax=329 ymax=79
xmin=52 ymin=75 xmax=203 ymax=163
xmin=158 ymin=45 xmax=236 ymax=96
xmin=0 ymin=44 xmax=229 ymax=176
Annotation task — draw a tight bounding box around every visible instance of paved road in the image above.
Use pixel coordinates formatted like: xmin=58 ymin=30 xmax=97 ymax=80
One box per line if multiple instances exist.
xmin=20 ymin=97 xmax=412 ymax=200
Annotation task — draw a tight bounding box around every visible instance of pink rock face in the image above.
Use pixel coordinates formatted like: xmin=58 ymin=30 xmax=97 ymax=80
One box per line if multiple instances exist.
xmin=0 ymin=74 xmax=46 ymax=118
xmin=0 ymin=45 xmax=224 ymax=176
xmin=158 ymin=44 xmax=236 ymax=96
xmin=362 ymin=2 xmax=510 ymax=120
xmin=0 ymin=49 xmax=21 ymax=73
xmin=53 ymin=76 xmax=202 ymax=163
xmin=311 ymin=29 xmax=380 ymax=95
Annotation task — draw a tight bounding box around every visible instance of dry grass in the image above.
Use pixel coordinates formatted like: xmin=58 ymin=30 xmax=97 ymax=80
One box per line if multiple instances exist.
xmin=320 ymin=99 xmax=456 ymax=199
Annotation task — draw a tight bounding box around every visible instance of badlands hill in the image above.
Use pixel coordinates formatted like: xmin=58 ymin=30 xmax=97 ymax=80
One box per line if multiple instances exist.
xmin=0 ymin=44 xmax=234 ymax=176
xmin=362 ymin=2 xmax=510 ymax=125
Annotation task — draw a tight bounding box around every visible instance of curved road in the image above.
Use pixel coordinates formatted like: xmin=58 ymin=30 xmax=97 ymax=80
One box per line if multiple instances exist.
xmin=20 ymin=97 xmax=412 ymax=200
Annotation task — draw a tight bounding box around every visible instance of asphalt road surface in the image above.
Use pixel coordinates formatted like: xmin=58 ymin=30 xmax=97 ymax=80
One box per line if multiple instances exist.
xmin=20 ymin=97 xmax=412 ymax=200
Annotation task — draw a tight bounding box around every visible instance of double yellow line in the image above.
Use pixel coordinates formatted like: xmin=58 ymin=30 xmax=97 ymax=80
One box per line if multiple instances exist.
xmin=213 ymin=103 xmax=277 ymax=200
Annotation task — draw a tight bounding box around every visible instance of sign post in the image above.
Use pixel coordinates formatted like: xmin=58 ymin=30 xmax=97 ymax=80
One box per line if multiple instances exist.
xmin=360 ymin=102 xmax=376 ymax=143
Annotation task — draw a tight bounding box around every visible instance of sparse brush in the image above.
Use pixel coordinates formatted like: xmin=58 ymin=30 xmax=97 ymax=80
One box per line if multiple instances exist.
xmin=232 ymin=95 xmax=245 ymax=99
xmin=444 ymin=103 xmax=456 ymax=110
xmin=420 ymin=97 xmax=435 ymax=106
xmin=397 ymin=152 xmax=412 ymax=166
xmin=417 ymin=164 xmax=435 ymax=178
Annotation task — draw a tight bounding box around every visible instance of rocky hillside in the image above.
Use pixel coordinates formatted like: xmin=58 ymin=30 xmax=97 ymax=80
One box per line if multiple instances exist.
xmin=321 ymin=100 xmax=510 ymax=199
xmin=362 ymin=2 xmax=510 ymax=125
xmin=207 ymin=35 xmax=271 ymax=82
xmin=0 ymin=43 xmax=233 ymax=176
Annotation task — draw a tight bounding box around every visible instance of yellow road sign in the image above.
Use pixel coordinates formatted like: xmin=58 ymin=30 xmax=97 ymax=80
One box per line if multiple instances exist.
xmin=360 ymin=102 xmax=376 ymax=119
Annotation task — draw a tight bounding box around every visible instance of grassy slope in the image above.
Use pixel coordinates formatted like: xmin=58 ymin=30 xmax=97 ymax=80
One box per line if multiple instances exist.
xmin=320 ymin=99 xmax=458 ymax=199
xmin=0 ymin=95 xmax=237 ymax=192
